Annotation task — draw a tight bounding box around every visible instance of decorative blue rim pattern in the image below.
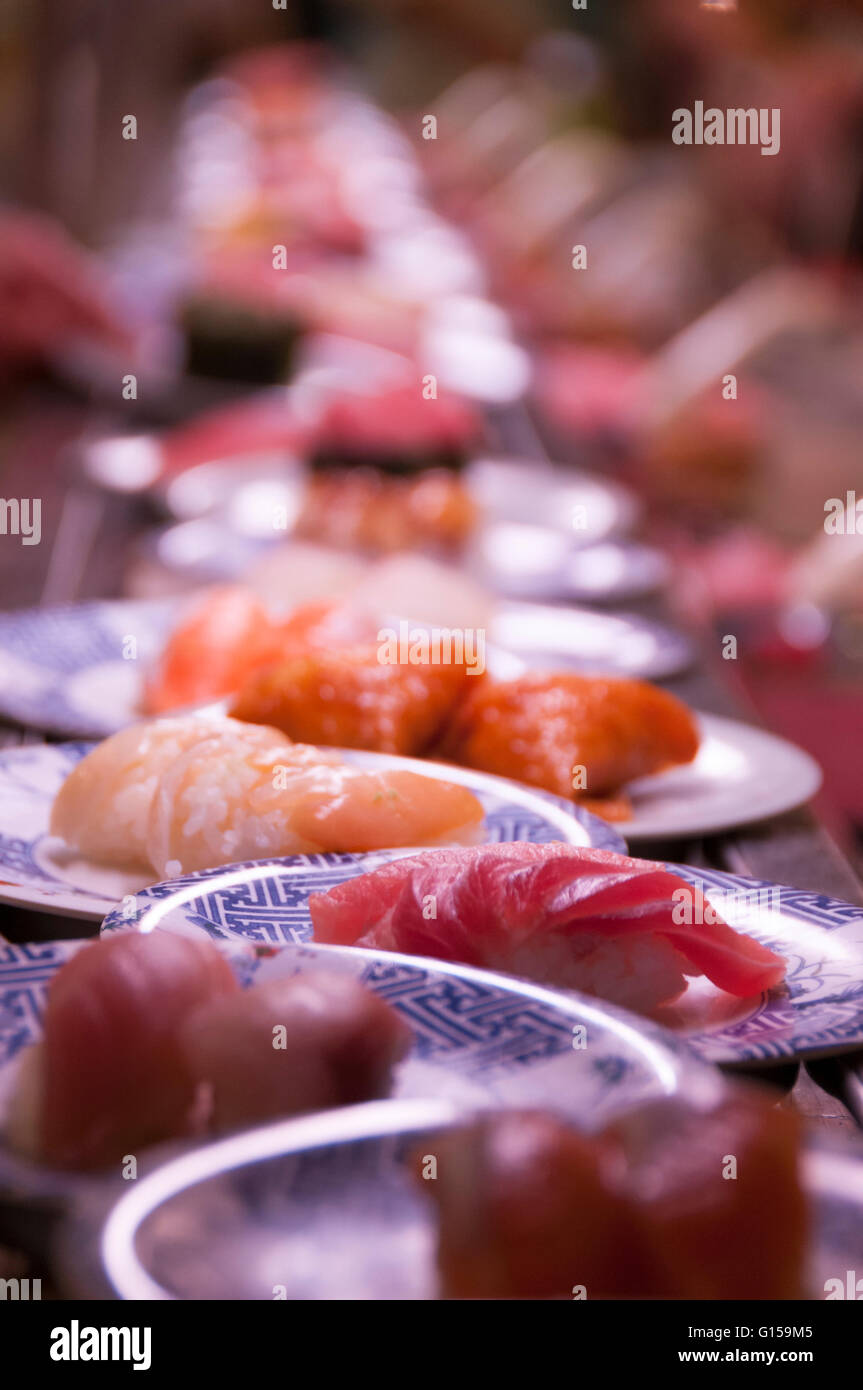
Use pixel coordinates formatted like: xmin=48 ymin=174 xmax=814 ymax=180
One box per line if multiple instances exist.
xmin=0 ymin=600 xmax=172 ymax=737
xmin=668 ymin=863 xmax=863 ymax=1064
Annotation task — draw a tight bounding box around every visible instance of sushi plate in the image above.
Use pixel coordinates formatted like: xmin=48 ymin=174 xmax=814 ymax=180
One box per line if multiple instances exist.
xmin=474 ymin=528 xmax=671 ymax=605
xmin=0 ymin=741 xmax=624 ymax=921
xmin=465 ymin=457 xmax=638 ymax=545
xmin=618 ymin=712 xmax=822 ymax=841
xmin=0 ymin=596 xmax=693 ymax=740
xmin=77 ymin=1104 xmax=863 ymax=1301
xmin=98 ymin=858 xmax=863 ymax=1067
xmin=0 ymin=600 xmax=171 ymax=739
xmin=0 ymin=936 xmax=715 ymax=1200
xmin=488 ymin=600 xmax=693 ymax=681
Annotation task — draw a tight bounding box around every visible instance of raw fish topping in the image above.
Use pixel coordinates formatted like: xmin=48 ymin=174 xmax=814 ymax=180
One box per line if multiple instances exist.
xmin=310 ymin=842 xmax=786 ymax=1014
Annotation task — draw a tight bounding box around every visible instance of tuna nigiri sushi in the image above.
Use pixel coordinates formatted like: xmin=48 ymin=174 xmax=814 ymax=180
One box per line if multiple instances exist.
xmin=179 ymin=972 xmax=411 ymax=1133
xmin=309 ymin=842 xmax=786 ymax=1014
xmin=51 ymin=716 xmax=485 ymax=878
xmin=7 ymin=936 xmax=411 ymax=1170
xmin=6 ymin=933 xmax=239 ymax=1169
xmin=419 ymin=1091 xmax=807 ymax=1299
xmin=442 ymin=671 xmax=699 ymax=816
xmin=311 ymin=382 xmax=481 ymax=474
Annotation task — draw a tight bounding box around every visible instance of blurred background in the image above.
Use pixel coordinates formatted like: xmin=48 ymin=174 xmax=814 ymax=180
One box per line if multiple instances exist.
xmin=0 ymin=0 xmax=862 ymax=859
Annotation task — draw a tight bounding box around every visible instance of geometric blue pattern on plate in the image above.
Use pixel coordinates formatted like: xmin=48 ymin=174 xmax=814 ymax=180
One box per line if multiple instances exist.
xmin=101 ymin=859 xmax=863 ymax=1067
xmin=0 ymin=603 xmax=172 ymax=745
xmin=667 ymin=863 xmax=863 ymax=1065
xmin=0 ymin=600 xmax=172 ymax=737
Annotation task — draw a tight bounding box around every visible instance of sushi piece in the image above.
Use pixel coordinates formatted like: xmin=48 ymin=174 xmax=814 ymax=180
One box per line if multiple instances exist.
xmin=231 ymin=644 xmax=471 ymax=756
xmin=50 ymin=716 xmax=290 ymax=871
xmin=179 ymin=272 xmax=302 ymax=384
xmin=6 ymin=936 xmax=412 ymax=1170
xmin=311 ymin=383 xmax=482 ymax=475
xmin=442 ymin=671 xmax=699 ymax=809
xmin=147 ymin=737 xmax=484 ymax=876
xmin=144 ymin=589 xmax=384 ymax=716
xmin=51 ymin=716 xmax=485 ymax=879
xmin=349 ymin=553 xmax=493 ymax=634
xmin=179 ymin=972 xmax=411 ymax=1132
xmin=143 ymin=587 xmax=288 ymax=715
xmin=6 ymin=933 xmax=239 ymax=1170
xmin=308 ymin=842 xmax=786 ymax=1014
xmin=295 ymin=467 xmax=477 ymax=554
xmin=419 ymin=1091 xmax=807 ymax=1299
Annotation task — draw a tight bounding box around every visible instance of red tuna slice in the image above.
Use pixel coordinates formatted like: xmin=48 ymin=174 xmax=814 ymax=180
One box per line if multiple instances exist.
xmin=179 ymin=972 xmax=412 ymax=1132
xmin=316 ymin=383 xmax=481 ymax=455
xmin=37 ymin=933 xmax=239 ymax=1169
xmin=308 ymin=843 xmax=786 ymax=1002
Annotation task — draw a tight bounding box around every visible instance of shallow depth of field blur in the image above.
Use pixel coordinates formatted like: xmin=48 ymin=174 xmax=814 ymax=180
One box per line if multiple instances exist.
xmin=0 ymin=0 xmax=862 ymax=859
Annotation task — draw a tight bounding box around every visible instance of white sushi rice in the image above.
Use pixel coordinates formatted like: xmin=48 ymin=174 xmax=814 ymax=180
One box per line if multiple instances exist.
xmin=498 ymin=931 xmax=695 ymax=1015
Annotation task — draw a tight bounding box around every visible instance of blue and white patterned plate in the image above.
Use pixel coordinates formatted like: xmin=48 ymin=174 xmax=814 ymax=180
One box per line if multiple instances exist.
xmin=0 ymin=741 xmax=624 ymax=921
xmin=0 ymin=595 xmax=690 ymax=739
xmin=0 ymin=600 xmax=172 ymax=738
xmin=0 ymin=935 xmax=715 ymax=1160
xmin=100 ymin=859 xmax=863 ymax=1066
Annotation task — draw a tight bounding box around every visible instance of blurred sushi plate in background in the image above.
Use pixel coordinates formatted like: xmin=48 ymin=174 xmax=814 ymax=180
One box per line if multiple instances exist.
xmin=0 ymin=591 xmax=694 ymax=742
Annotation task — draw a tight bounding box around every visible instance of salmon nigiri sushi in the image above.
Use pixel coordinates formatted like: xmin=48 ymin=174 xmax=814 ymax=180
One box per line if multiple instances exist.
xmin=231 ymin=644 xmax=471 ymax=755
xmin=142 ymin=586 xmax=287 ymax=715
xmin=51 ymin=716 xmax=485 ymax=879
xmin=146 ymin=736 xmax=485 ymax=876
xmin=50 ymin=716 xmax=291 ymax=870
xmin=309 ymin=842 xmax=786 ymax=1015
xmin=442 ymin=672 xmax=699 ymax=816
xmin=144 ymin=589 xmax=386 ymax=716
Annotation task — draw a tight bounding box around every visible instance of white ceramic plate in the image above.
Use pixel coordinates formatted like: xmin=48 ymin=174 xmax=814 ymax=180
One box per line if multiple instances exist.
xmin=618 ymin=713 xmax=823 ymax=841
xmin=465 ymin=456 xmax=637 ymax=543
xmin=88 ymin=1106 xmax=863 ymax=1301
xmin=488 ymin=600 xmax=693 ymax=680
